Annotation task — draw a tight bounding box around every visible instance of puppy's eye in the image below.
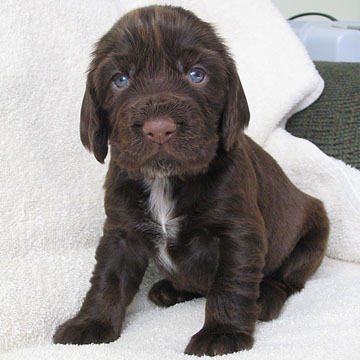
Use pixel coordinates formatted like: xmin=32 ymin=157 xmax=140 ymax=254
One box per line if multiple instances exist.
xmin=113 ymin=74 xmax=129 ymax=88
xmin=189 ymin=69 xmax=205 ymax=83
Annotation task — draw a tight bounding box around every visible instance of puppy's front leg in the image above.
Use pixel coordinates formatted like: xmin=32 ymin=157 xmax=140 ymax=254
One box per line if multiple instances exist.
xmin=185 ymin=225 xmax=265 ymax=356
xmin=53 ymin=232 xmax=148 ymax=345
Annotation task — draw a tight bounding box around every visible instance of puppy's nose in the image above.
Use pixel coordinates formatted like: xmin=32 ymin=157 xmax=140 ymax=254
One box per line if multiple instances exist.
xmin=142 ymin=118 xmax=177 ymax=144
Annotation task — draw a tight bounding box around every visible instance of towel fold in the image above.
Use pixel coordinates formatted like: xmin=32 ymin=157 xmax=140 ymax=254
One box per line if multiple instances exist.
xmin=264 ymin=128 xmax=360 ymax=263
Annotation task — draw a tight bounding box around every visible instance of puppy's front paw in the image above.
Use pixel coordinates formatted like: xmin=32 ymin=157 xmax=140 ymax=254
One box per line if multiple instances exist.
xmin=53 ymin=317 xmax=118 ymax=345
xmin=184 ymin=328 xmax=254 ymax=356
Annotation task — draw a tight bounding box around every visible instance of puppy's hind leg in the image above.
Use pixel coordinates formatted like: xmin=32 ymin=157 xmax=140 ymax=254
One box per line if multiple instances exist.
xmin=148 ymin=279 xmax=202 ymax=307
xmin=258 ymin=199 xmax=329 ymax=321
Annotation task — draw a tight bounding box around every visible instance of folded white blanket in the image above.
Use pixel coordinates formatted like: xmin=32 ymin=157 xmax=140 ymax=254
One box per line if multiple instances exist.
xmin=265 ymin=129 xmax=360 ymax=263
xmin=1 ymin=0 xmax=359 ymax=357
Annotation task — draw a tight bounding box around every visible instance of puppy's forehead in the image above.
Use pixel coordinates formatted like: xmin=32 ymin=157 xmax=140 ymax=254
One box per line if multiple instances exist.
xmin=104 ymin=6 xmax=223 ymax=67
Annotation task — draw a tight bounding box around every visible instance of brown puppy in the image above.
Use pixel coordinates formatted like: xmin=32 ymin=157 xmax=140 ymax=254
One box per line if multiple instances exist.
xmin=53 ymin=5 xmax=329 ymax=356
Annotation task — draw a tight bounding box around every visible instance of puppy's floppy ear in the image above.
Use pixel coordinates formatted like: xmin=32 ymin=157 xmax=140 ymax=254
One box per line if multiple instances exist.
xmin=221 ymin=57 xmax=250 ymax=152
xmin=80 ymin=75 xmax=109 ymax=163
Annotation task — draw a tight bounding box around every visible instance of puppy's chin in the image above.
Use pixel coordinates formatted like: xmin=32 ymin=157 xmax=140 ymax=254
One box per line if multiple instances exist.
xmin=132 ymin=156 xmax=212 ymax=180
xmin=115 ymin=150 xmax=215 ymax=180
xmin=140 ymin=159 xmax=183 ymax=179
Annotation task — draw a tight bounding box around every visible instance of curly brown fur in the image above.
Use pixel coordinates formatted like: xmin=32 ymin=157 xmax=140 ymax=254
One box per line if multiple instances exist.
xmin=53 ymin=5 xmax=329 ymax=356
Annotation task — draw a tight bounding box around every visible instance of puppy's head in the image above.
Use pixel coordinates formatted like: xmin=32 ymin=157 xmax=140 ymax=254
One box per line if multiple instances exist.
xmin=80 ymin=5 xmax=249 ymax=178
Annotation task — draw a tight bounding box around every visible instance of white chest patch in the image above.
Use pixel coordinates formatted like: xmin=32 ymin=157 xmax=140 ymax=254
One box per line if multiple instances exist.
xmin=144 ymin=177 xmax=179 ymax=272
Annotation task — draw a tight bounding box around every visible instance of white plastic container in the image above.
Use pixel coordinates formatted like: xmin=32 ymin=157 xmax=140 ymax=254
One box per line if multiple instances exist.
xmin=288 ymin=21 xmax=360 ymax=62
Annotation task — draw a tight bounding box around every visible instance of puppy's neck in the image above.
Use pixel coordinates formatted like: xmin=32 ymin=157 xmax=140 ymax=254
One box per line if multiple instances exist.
xmin=144 ymin=177 xmax=175 ymax=235
xmin=144 ymin=177 xmax=180 ymax=272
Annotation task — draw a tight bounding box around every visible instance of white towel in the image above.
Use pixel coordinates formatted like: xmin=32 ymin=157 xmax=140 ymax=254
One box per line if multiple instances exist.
xmin=1 ymin=257 xmax=360 ymax=359
xmin=1 ymin=0 xmax=359 ymax=358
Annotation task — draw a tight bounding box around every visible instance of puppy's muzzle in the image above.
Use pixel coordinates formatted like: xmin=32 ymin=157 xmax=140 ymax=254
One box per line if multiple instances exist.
xmin=142 ymin=117 xmax=177 ymax=144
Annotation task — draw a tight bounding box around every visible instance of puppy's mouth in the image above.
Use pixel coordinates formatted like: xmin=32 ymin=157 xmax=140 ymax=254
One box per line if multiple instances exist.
xmin=138 ymin=138 xmax=218 ymax=179
xmin=138 ymin=143 xmax=182 ymax=177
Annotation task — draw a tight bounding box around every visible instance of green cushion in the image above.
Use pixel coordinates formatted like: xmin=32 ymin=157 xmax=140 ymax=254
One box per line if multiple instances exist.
xmin=286 ymin=61 xmax=360 ymax=170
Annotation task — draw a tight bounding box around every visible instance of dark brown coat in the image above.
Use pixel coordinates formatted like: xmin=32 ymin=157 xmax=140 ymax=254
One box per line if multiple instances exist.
xmin=53 ymin=5 xmax=329 ymax=356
